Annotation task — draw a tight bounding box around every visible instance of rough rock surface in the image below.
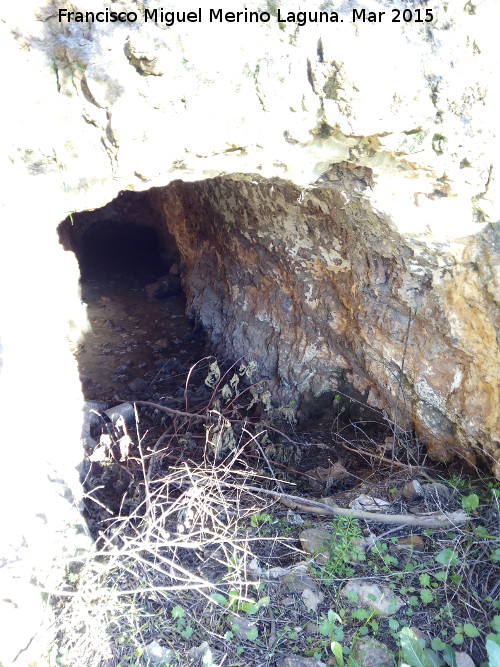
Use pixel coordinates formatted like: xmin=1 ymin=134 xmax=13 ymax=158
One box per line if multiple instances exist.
xmin=281 ymin=566 xmax=325 ymax=612
xmin=277 ymin=657 xmax=328 ymax=667
xmin=341 ymin=580 xmax=405 ymax=616
xmin=352 ymin=637 xmax=395 ymax=667
xmin=0 ymin=1 xmax=499 ymax=662
xmin=299 ymin=528 xmax=333 ymax=562
xmin=143 ymin=641 xmax=176 ymax=666
xmin=152 ymin=177 xmax=499 ymax=468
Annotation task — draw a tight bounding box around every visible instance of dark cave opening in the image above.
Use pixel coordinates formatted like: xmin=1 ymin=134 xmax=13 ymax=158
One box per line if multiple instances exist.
xmin=78 ymin=220 xmax=169 ymax=282
xmin=57 ymin=190 xmax=207 ymax=404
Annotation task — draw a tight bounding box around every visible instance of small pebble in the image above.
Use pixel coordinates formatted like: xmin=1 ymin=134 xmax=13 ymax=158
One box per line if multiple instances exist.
xmin=401 ymin=479 xmax=423 ymax=501
xmin=128 ymin=378 xmax=148 ymax=393
xmin=392 ymin=535 xmax=425 ymax=552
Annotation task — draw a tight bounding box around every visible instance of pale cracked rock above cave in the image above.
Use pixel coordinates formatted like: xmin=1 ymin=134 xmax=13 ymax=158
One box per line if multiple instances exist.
xmin=0 ymin=0 xmax=498 ymax=478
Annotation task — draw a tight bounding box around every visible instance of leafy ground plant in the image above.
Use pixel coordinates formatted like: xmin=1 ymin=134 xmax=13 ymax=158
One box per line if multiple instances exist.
xmin=315 ymin=515 xmax=366 ymax=581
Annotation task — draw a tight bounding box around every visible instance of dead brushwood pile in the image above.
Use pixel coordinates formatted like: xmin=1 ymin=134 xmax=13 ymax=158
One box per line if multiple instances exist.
xmin=50 ymin=358 xmax=499 ymax=667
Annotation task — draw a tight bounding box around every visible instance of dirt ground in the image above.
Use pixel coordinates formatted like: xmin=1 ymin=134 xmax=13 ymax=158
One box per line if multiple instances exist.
xmin=75 ymin=269 xmax=205 ymax=404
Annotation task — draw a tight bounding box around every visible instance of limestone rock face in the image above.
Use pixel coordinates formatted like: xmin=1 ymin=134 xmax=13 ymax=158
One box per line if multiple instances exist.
xmin=0 ymin=1 xmax=499 ymax=659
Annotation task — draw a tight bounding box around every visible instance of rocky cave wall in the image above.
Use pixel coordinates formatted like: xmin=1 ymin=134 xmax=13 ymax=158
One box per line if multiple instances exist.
xmin=151 ymin=176 xmax=499 ymax=471
xmin=56 ymin=173 xmax=499 ymax=474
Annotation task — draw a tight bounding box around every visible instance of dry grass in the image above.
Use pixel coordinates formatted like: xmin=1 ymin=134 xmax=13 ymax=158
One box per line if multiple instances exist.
xmin=48 ymin=415 xmax=295 ymax=666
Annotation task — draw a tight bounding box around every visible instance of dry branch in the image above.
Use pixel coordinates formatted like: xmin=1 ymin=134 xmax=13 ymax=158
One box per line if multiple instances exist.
xmin=128 ymin=399 xmax=211 ymax=420
xmin=168 ymin=470 xmax=468 ymax=528
xmin=237 ymin=485 xmax=468 ymax=528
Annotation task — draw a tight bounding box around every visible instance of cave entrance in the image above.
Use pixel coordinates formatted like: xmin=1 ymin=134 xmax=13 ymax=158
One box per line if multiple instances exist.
xmin=58 ymin=190 xmax=207 ymax=404
xmin=78 ymin=220 xmax=168 ymax=282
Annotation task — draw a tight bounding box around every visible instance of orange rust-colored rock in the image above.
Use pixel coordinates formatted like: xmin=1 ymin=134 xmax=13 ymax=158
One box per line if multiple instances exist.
xmin=150 ymin=175 xmax=499 ymax=476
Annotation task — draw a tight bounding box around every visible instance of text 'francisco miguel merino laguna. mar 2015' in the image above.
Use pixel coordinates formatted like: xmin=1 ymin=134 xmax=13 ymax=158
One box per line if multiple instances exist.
xmin=57 ymin=6 xmax=435 ymax=26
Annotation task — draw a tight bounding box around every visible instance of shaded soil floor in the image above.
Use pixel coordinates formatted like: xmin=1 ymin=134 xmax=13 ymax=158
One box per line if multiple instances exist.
xmin=75 ymin=267 xmax=206 ymax=404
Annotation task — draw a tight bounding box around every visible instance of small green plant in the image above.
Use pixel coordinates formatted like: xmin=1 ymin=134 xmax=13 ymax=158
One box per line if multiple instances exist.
xmin=401 ymin=625 xmax=500 ymax=667
xmin=435 ymin=547 xmax=460 ymax=568
xmin=316 ymin=515 xmax=365 ymax=581
xmin=220 ymin=589 xmax=270 ymax=615
xmin=462 ymin=492 xmax=480 ymax=512
xmin=400 ymin=626 xmax=451 ymax=666
xmin=370 ymin=541 xmax=398 ymax=569
xmin=486 ymin=638 xmax=500 ymax=666
xmin=330 ymin=639 xmax=345 ymax=666
xmin=304 ymin=609 xmax=348 ymax=663
xmin=319 ymin=609 xmax=345 ymax=643
xmin=418 ymin=573 xmax=434 ymax=605
xmin=171 ymin=605 xmax=194 ymax=640
xmin=250 ymin=512 xmax=274 ymax=529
